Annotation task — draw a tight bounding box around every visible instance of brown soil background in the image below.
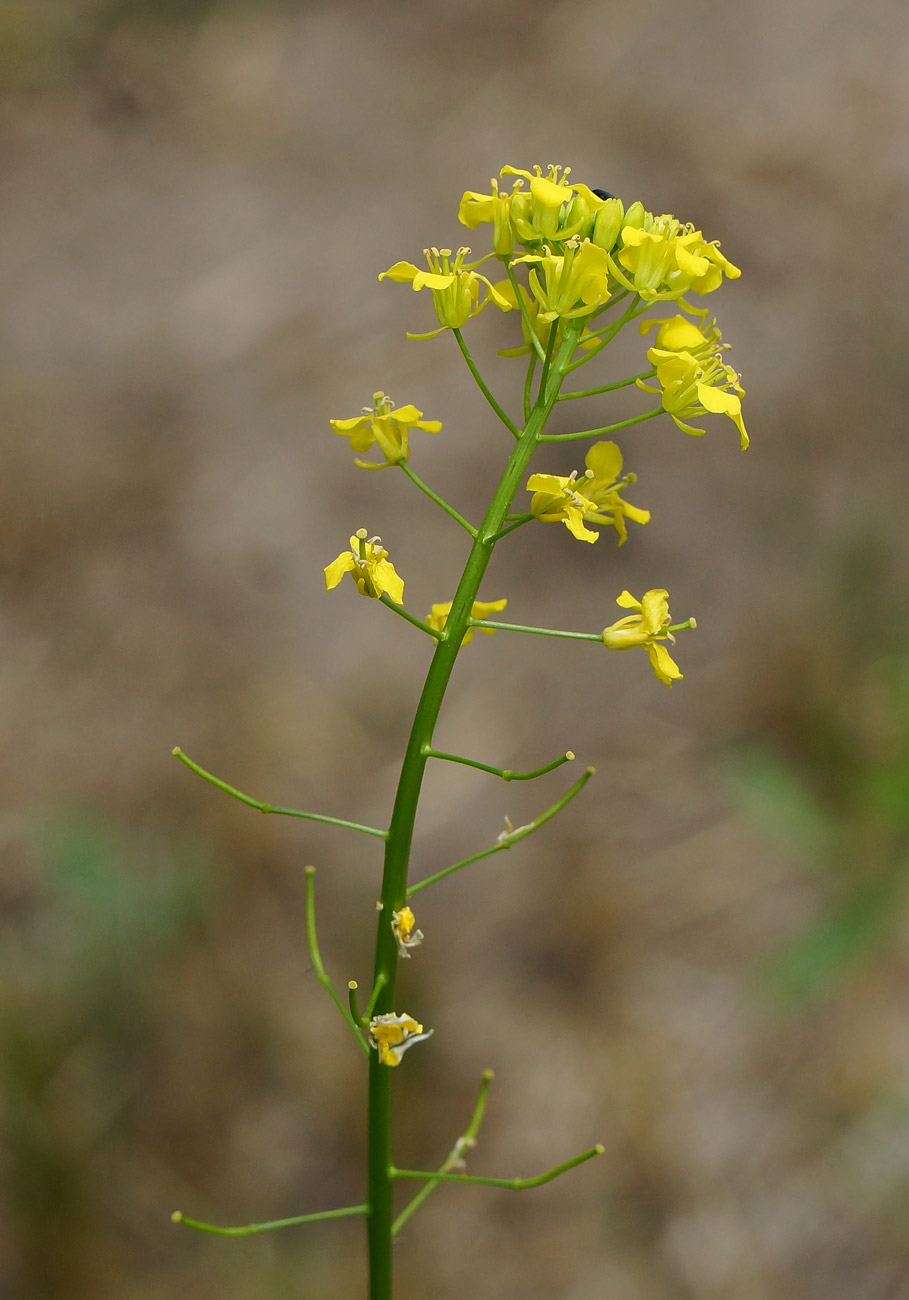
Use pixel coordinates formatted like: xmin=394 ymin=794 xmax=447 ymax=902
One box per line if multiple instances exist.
xmin=1 ymin=2 xmax=908 ymax=1298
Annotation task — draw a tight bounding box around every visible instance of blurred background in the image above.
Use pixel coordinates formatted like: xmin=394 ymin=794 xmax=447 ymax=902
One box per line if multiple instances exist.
xmin=1 ymin=1 xmax=908 ymax=1297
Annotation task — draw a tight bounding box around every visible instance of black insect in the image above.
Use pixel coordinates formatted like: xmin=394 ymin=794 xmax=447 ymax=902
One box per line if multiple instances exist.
xmin=591 ymin=188 xmax=616 ymax=201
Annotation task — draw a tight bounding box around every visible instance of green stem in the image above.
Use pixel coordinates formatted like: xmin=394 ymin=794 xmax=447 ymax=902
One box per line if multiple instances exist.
xmin=490 ymin=513 xmax=534 ymax=543
xmin=473 ymin=620 xmax=604 ymax=643
xmin=392 ymin=1070 xmax=494 ymax=1235
xmin=379 ymin=595 xmax=442 ymax=639
xmin=537 ymin=407 xmax=663 ymax=442
xmin=171 ymin=1205 xmax=367 ymax=1236
xmin=406 ymin=766 xmax=595 ymax=897
xmin=399 ymin=463 xmax=478 ymax=537
xmin=424 ymin=747 xmax=575 ymax=782
xmin=523 ymin=353 xmax=536 ymax=422
xmin=452 ymin=329 xmax=520 ymax=437
xmin=556 ymin=370 xmax=653 ymax=401
xmin=348 ymin=981 xmax=364 ymax=1026
xmin=364 ymin=972 xmax=387 ymax=1021
xmin=305 ymin=868 xmax=370 ymax=1056
xmin=504 ymin=262 xmax=548 ymax=365
xmin=172 ymin=748 xmax=387 ymax=839
xmin=365 ymin=321 xmax=583 ymax=1300
xmin=391 ymin=1143 xmax=604 ymax=1190
xmin=566 ymin=296 xmax=646 ymax=371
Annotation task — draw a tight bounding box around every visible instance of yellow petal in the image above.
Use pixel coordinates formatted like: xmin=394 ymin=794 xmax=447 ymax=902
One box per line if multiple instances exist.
xmin=379 ymin=261 xmax=419 ymax=283
xmin=649 ymin=642 xmax=683 ymax=686
xmin=324 ymin=551 xmax=355 ymax=591
xmin=584 ymin=440 xmax=623 ymax=485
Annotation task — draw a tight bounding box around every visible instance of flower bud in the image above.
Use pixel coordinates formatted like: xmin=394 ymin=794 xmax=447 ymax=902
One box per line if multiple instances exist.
xmin=591 ymin=197 xmax=625 ymax=251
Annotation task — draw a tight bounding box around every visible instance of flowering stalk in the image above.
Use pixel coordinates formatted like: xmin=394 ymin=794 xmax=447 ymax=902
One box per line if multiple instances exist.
xmin=172 ymin=162 xmax=747 ymax=1300
xmin=366 ymin=320 xmax=584 ymax=1293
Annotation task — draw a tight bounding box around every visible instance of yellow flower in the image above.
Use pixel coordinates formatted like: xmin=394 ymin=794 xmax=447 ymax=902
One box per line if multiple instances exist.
xmin=638 ymin=345 xmax=749 ymax=449
xmin=391 ymin=906 xmax=424 ymax=958
xmin=425 ymin=597 xmax=508 ymax=645
xmin=610 ymin=212 xmax=739 ymax=304
xmin=379 ymin=247 xmax=511 ymax=338
xmin=527 ymin=442 xmax=649 ymax=544
xmin=512 ymin=238 xmax=611 ymax=322
xmin=458 ymin=176 xmax=518 ymax=256
xmin=526 ymin=469 xmax=598 ymax=541
xmin=639 ymin=313 xmax=716 ymax=354
xmin=324 ymin=530 xmax=405 ymax=603
xmin=602 ymin=589 xmax=693 ymax=686
xmin=330 ymin=392 xmax=441 ymax=469
xmin=461 ymin=165 xmax=619 ymax=252
xmin=368 ymin=1012 xmax=433 ymax=1067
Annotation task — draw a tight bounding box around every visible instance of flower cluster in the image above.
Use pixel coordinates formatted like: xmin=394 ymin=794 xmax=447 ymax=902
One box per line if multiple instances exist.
xmin=324 ymin=164 xmax=746 ymax=693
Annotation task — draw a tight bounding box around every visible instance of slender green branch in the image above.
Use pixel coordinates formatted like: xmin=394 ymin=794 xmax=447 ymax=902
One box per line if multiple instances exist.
xmin=505 ymin=262 xmax=548 ymax=365
xmin=523 ymin=353 xmax=536 ymax=423
xmin=406 ymin=766 xmax=595 ymax=896
xmin=452 ymin=329 xmax=520 ymax=437
xmin=537 ymin=407 xmax=663 ymax=442
xmin=399 ymin=463 xmax=478 ymax=537
xmin=490 ymin=513 xmax=534 ymax=543
xmin=567 ymin=297 xmax=647 ymax=371
xmin=172 ymin=748 xmax=388 ymax=840
xmin=556 ymin=370 xmax=653 ymax=401
xmin=348 ymin=980 xmax=364 ymax=1026
xmin=537 ymin=318 xmax=560 ymax=405
xmin=424 ymin=747 xmax=575 ymax=782
xmin=379 ymin=595 xmax=442 ymax=639
xmin=171 ymin=1205 xmax=368 ymax=1236
xmin=391 ymin=1144 xmax=604 ymax=1191
xmin=363 ymin=972 xmax=387 ymax=1021
xmin=305 ymin=868 xmax=370 ymax=1056
xmin=392 ymin=1070 xmax=494 ymax=1235
xmin=471 ymin=619 xmax=604 ymax=643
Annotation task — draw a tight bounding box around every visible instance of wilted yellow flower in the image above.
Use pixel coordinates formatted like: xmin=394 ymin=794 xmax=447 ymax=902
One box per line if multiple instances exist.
xmin=324 ymin=530 xmax=405 ymax=603
xmin=331 ymin=392 xmax=441 ymax=469
xmin=527 ymin=442 xmax=649 ymax=544
xmin=602 ymin=589 xmax=693 ymax=686
xmin=379 ymin=247 xmax=511 ymax=338
xmin=368 ymin=1012 xmax=433 ymax=1067
xmin=391 ymin=906 xmax=424 ymax=958
xmin=425 ymin=598 xmax=508 ymax=646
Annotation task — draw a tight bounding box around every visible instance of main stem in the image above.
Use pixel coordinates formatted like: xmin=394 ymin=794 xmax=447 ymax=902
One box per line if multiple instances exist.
xmin=365 ymin=323 xmax=580 ymax=1299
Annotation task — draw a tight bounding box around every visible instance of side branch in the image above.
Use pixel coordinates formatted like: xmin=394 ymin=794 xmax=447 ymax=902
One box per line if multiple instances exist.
xmin=424 ymin=747 xmax=575 ymax=782
xmin=555 ymin=371 xmax=654 ymax=401
xmin=537 ymin=408 xmax=663 ymax=442
xmin=392 ymin=1069 xmax=494 ymax=1235
xmin=379 ymin=595 xmax=443 ymax=639
xmin=399 ymin=463 xmax=478 ymax=537
xmin=452 ymin=328 xmax=521 ymax=437
xmin=172 ymin=748 xmax=388 ymax=839
xmin=391 ymin=1144 xmax=604 ymax=1191
xmin=406 ymin=767 xmax=595 ymax=896
xmin=171 ymin=1205 xmax=368 ymax=1236
xmin=305 ymin=867 xmax=370 ymax=1056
